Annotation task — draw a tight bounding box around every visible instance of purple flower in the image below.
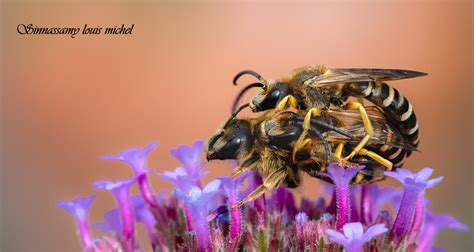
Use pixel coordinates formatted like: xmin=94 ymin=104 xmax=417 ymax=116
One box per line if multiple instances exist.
xmin=157 ymin=162 xmax=208 ymax=191
xmin=295 ymin=212 xmax=308 ymax=249
xmin=324 ymin=163 xmax=364 ymax=230
xmin=101 ymin=141 xmax=159 ymax=210
xmin=219 ymin=174 xmax=249 ymax=251
xmin=57 ymin=195 xmax=96 ymax=250
xmin=417 ymin=210 xmax=469 ymax=252
xmin=157 ymin=162 xmax=209 ymax=232
xmin=271 ymin=187 xmax=297 ymax=218
xmin=384 ymin=168 xmax=444 ymax=189
xmin=93 ymin=208 xmax=122 ymax=234
xmin=384 ymin=168 xmax=443 ymax=243
xmin=325 ymin=222 xmax=388 ymax=252
xmin=174 ymin=179 xmax=221 ymax=251
xmin=171 ymin=140 xmax=205 ymax=173
xmin=61 ymin=140 xmax=470 ymax=251
xmin=241 ymin=173 xmax=267 ymax=228
xmin=93 ymin=178 xmax=136 ymax=251
xmin=101 ymin=141 xmax=158 ymax=175
xmin=90 ymin=237 xmax=122 ymax=251
xmin=316 ymin=213 xmax=333 ymax=242
xmin=131 ymin=196 xmax=160 ymax=249
xmin=360 ymin=184 xmax=399 ymax=224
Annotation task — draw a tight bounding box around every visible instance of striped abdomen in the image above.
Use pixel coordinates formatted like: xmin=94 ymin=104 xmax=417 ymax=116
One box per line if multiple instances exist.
xmin=343 ymin=81 xmax=419 ymax=166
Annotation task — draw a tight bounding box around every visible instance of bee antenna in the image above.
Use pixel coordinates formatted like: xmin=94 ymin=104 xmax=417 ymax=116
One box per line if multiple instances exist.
xmin=231 ymin=83 xmax=265 ymax=113
xmin=224 ymin=103 xmax=250 ymax=128
xmin=233 ymin=70 xmax=266 ymax=86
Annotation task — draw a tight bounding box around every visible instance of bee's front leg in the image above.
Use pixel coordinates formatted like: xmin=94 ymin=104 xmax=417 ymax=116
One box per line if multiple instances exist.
xmin=275 ymin=95 xmax=299 ymax=111
xmin=231 ymin=155 xmax=259 ymax=179
xmin=232 ymin=168 xmax=286 ymax=208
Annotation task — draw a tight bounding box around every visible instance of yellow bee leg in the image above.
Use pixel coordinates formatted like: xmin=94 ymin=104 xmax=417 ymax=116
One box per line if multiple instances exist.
xmin=275 ymin=95 xmax=299 ymax=110
xmin=358 ymin=148 xmax=393 ymax=170
xmin=233 ymin=169 xmax=286 ymax=208
xmin=333 ymin=143 xmax=345 ymax=160
xmin=342 ymin=102 xmax=373 ymax=161
xmin=231 ymin=164 xmax=256 ymax=179
xmin=291 ymin=138 xmax=313 ymax=161
xmin=292 ymin=108 xmax=323 ymax=161
xmin=231 ymin=156 xmax=258 ymax=179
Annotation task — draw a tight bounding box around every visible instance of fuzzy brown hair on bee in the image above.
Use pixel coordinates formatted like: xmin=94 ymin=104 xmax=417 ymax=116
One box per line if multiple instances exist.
xmin=231 ymin=66 xmax=426 ymax=168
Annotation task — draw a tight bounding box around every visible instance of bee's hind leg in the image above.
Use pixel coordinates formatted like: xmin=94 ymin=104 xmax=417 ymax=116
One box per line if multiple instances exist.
xmin=233 ymin=168 xmax=286 ymax=208
xmin=292 ymin=108 xmax=323 ymax=161
xmin=358 ymin=148 xmax=393 ymax=170
xmin=334 ymin=142 xmax=345 ymax=160
xmin=340 ymin=102 xmax=373 ymax=162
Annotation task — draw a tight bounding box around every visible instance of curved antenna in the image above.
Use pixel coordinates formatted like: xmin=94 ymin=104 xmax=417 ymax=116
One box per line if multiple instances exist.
xmin=231 ymin=82 xmax=265 ymax=113
xmin=308 ymin=128 xmax=331 ymax=167
xmin=223 ymin=103 xmax=250 ymax=128
xmin=233 ymin=70 xmax=266 ymax=86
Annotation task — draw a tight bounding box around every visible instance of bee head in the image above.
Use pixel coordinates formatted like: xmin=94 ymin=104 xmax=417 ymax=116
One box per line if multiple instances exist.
xmin=232 ymin=70 xmax=292 ymax=113
xmin=206 ymin=119 xmax=254 ymax=161
xmin=249 ymin=82 xmax=290 ymax=112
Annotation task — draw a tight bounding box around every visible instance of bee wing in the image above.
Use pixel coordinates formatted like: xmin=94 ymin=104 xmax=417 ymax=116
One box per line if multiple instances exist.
xmin=324 ymin=107 xmax=417 ymax=151
xmin=311 ymin=68 xmax=427 ymax=85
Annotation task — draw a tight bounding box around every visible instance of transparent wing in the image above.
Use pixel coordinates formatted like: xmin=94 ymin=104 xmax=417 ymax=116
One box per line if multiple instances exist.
xmin=310 ymin=68 xmax=427 ymax=85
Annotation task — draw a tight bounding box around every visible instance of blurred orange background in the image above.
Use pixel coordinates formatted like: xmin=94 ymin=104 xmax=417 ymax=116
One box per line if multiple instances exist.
xmin=1 ymin=0 xmax=472 ymax=251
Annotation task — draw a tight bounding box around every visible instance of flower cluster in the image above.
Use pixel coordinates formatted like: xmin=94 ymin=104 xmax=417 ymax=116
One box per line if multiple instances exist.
xmin=58 ymin=140 xmax=469 ymax=251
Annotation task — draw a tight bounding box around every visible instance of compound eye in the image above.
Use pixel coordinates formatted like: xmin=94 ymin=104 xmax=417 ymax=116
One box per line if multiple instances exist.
xmin=217 ymin=137 xmax=241 ymax=159
xmin=207 ymin=131 xmax=223 ymax=150
xmin=260 ymin=88 xmax=281 ymax=110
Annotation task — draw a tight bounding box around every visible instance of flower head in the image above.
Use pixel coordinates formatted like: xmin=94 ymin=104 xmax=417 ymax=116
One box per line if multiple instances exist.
xmin=93 ymin=178 xmax=136 ymax=193
xmin=324 ymin=163 xmax=364 ymax=229
xmin=101 ymin=141 xmax=159 ymax=176
xmin=174 ymin=179 xmax=221 ymax=251
xmin=417 ymin=210 xmax=469 ymax=251
xmin=385 ymin=167 xmax=444 ymax=243
xmin=101 ymin=142 xmax=160 ymax=211
xmin=171 ymin=140 xmax=205 ymax=173
xmin=157 ymin=162 xmax=208 ymax=191
xmin=58 ymin=195 xmax=96 ymax=220
xmin=174 ymin=179 xmax=221 ymax=207
xmin=61 ymin=141 xmax=470 ymax=251
xmin=295 ymin=212 xmax=308 ymax=224
xmin=326 ymin=163 xmax=364 ymax=186
xmin=57 ymin=195 xmax=96 ymax=250
xmin=326 ymin=222 xmax=388 ymax=252
xmin=385 ymin=167 xmax=444 ymax=189
xmin=93 ymin=178 xmax=136 ymax=250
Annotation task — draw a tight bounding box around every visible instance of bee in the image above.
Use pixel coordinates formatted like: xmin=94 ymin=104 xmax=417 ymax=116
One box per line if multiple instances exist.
xmin=206 ymin=104 xmax=415 ymax=207
xmin=231 ymin=66 xmax=426 ymax=168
